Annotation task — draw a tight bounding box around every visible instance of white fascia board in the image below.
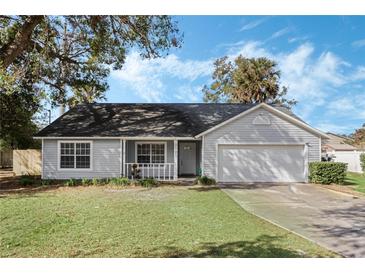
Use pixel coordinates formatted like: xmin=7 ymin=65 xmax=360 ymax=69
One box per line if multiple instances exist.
xmin=195 ymin=103 xmax=330 ymax=139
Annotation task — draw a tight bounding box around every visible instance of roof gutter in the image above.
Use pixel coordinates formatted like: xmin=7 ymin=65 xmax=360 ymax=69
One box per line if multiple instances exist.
xmin=33 ymin=136 xmax=200 ymax=140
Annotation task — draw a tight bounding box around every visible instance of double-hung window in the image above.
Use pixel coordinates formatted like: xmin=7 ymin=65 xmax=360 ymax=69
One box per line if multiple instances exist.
xmin=59 ymin=141 xmax=92 ymax=169
xmin=136 ymin=143 xmax=165 ymax=164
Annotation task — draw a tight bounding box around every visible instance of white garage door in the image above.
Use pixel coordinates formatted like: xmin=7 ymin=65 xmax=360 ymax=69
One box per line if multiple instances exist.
xmin=218 ymin=145 xmax=306 ymax=183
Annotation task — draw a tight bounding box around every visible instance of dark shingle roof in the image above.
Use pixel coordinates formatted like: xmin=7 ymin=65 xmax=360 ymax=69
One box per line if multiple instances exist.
xmin=35 ymin=103 xmax=301 ymax=137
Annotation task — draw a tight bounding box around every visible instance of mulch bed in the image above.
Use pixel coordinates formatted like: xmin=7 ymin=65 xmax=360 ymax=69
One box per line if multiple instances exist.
xmin=0 ymin=176 xmax=22 ymax=190
xmin=0 ymin=174 xmax=50 ymax=194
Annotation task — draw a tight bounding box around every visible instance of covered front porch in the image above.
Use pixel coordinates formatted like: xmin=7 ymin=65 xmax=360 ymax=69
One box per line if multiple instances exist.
xmin=121 ymin=139 xmax=202 ymax=181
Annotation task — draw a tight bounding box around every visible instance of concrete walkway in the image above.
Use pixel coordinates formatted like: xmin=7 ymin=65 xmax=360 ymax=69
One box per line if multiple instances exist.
xmin=221 ymin=183 xmax=365 ymax=257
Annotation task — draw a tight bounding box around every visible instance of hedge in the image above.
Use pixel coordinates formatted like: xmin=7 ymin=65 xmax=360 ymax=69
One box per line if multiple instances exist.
xmin=309 ymin=162 xmax=347 ymax=185
xmin=194 ymin=175 xmax=216 ymax=185
xmin=360 ymin=153 xmax=365 ymax=173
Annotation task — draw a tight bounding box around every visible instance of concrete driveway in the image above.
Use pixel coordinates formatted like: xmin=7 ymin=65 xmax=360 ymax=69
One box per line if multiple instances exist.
xmin=221 ymin=183 xmax=365 ymax=257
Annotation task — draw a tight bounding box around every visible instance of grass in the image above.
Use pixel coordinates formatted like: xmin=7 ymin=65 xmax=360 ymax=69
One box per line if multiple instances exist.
xmin=0 ymin=186 xmax=335 ymax=258
xmin=345 ymin=172 xmax=365 ymax=193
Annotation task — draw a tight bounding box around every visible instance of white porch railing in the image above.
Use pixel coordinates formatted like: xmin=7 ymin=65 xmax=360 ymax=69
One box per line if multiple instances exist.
xmin=124 ymin=163 xmax=175 ymax=181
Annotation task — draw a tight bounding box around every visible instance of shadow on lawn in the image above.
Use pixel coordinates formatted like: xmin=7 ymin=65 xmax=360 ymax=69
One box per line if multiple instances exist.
xmin=0 ymin=176 xmax=65 ymax=196
xmin=188 ymin=186 xmax=220 ymax=192
xmin=139 ymin=235 xmax=311 ymax=258
xmin=0 ymin=185 xmax=65 ymax=198
xmin=305 ymin=203 xmax=365 ymax=257
xmin=188 ymin=182 xmax=295 ymax=192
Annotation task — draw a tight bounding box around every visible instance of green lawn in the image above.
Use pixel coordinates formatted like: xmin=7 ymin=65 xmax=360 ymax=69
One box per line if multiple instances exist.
xmin=345 ymin=172 xmax=365 ymax=193
xmin=0 ymin=186 xmax=335 ymax=258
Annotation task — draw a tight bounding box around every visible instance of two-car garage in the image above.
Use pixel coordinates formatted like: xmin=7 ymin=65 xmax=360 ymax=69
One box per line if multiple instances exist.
xmin=199 ymin=104 xmax=326 ymax=184
xmin=217 ymin=144 xmax=308 ymax=183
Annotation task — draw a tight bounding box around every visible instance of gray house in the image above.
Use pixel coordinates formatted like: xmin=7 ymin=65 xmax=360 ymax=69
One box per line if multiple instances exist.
xmin=34 ymin=103 xmax=328 ymax=183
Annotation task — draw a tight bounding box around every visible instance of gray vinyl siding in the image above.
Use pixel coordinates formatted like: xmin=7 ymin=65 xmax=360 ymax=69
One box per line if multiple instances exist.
xmin=203 ymin=108 xmax=321 ymax=179
xmin=43 ymin=139 xmax=121 ymax=179
xmin=43 ymin=139 xmax=178 ymax=180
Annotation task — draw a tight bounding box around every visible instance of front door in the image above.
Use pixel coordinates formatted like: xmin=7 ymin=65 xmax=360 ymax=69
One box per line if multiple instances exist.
xmin=179 ymin=142 xmax=196 ymax=175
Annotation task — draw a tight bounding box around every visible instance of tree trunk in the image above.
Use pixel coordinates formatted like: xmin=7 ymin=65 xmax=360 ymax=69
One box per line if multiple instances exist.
xmin=0 ymin=16 xmax=44 ymax=69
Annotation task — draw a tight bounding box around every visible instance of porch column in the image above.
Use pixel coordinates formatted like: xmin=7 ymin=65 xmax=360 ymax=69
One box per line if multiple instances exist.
xmin=173 ymin=139 xmax=178 ymax=180
xmin=201 ymin=136 xmax=205 ymax=176
xmin=122 ymin=139 xmax=126 ymax=177
xmin=41 ymin=139 xmax=44 ymax=179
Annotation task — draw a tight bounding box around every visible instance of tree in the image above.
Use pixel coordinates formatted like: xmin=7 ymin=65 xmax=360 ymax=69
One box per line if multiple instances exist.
xmin=353 ymin=126 xmax=365 ymax=149
xmin=0 ymin=15 xmax=181 ymax=148
xmin=203 ymin=56 xmax=296 ymax=108
xmin=0 ymin=88 xmax=42 ymax=149
xmin=0 ymin=15 xmax=182 ymax=106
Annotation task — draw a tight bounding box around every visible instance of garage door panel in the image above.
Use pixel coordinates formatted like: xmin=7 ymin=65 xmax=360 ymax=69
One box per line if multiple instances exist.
xmin=218 ymin=145 xmax=305 ymax=183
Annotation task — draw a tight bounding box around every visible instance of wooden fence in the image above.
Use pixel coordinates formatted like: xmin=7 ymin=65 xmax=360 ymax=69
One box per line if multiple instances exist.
xmin=13 ymin=149 xmax=41 ymax=176
xmin=0 ymin=149 xmax=13 ymax=168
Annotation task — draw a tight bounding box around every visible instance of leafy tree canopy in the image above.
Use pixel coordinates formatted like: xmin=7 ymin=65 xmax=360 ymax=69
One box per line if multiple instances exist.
xmin=0 ymin=88 xmax=42 ymax=149
xmin=0 ymin=15 xmax=182 ymax=106
xmin=203 ymin=55 xmax=296 ymax=108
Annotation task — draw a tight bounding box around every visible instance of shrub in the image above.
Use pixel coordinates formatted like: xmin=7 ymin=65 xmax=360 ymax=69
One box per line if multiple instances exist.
xmin=109 ymin=177 xmax=130 ymax=186
xmin=81 ymin=178 xmax=92 ymax=186
xmin=107 ymin=178 xmax=113 ymax=184
xmin=40 ymin=179 xmax=52 ymax=186
xmin=360 ymin=153 xmax=365 ymax=174
xmin=19 ymin=175 xmax=34 ymax=186
xmin=195 ymin=175 xmax=216 ymax=186
xmin=91 ymin=178 xmax=100 ymax=185
xmin=65 ymin=178 xmax=78 ymax=186
xmin=309 ymin=162 xmax=347 ymax=185
xmin=197 ymin=167 xmax=202 ymax=176
xmin=138 ymin=178 xmax=158 ymax=188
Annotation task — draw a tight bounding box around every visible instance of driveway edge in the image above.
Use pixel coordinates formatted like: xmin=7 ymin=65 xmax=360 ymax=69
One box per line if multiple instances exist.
xmin=220 ymin=188 xmax=342 ymax=258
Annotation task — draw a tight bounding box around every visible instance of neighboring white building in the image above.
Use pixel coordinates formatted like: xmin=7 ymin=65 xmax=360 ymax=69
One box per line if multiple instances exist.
xmin=322 ymin=132 xmax=364 ymax=173
xmin=322 ymin=133 xmax=357 ymax=154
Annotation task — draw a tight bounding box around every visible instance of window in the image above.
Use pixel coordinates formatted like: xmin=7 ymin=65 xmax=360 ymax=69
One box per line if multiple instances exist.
xmin=60 ymin=143 xmax=75 ymax=168
xmin=136 ymin=143 xmax=165 ymax=164
xmin=59 ymin=142 xmax=91 ymax=169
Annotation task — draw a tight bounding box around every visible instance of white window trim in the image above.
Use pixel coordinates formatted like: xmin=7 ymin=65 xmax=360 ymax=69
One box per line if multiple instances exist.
xmin=134 ymin=141 xmax=167 ymax=164
xmin=57 ymin=140 xmax=93 ymax=171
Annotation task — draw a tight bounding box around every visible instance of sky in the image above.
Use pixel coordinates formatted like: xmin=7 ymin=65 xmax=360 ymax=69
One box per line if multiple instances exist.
xmin=106 ymin=16 xmax=365 ymax=134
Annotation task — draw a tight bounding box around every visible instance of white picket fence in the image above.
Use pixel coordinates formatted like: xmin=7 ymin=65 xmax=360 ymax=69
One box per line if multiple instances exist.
xmin=332 ymin=151 xmax=364 ymax=173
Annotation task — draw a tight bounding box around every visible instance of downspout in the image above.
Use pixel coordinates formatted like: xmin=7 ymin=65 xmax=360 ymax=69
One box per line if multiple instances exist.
xmin=201 ymin=135 xmax=205 ymax=176
xmin=41 ymin=138 xmax=44 ymax=179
